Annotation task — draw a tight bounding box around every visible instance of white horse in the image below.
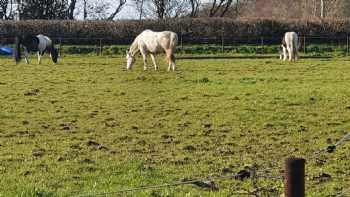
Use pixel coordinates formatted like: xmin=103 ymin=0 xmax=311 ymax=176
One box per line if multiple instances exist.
xmin=14 ymin=34 xmax=58 ymax=64
xmin=280 ymin=32 xmax=299 ymax=61
xmin=126 ymin=30 xmax=178 ymax=71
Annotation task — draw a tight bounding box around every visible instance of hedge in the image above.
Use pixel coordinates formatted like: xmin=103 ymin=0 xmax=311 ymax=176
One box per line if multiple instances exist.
xmin=1 ymin=18 xmax=350 ymax=45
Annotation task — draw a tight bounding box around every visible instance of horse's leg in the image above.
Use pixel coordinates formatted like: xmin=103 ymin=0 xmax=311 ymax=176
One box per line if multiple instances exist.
xmin=23 ymin=47 xmax=29 ymax=64
xmin=165 ymin=50 xmax=172 ymax=71
xmin=170 ymin=54 xmax=176 ymax=71
xmin=294 ymin=47 xmax=299 ymax=61
xmin=288 ymin=47 xmax=293 ymax=61
xmin=167 ymin=57 xmax=171 ymax=71
xmin=150 ymin=54 xmax=158 ymax=70
xmin=37 ymin=51 xmax=42 ymax=64
xmin=141 ymin=52 xmax=148 ymax=71
xmin=282 ymin=47 xmax=288 ymax=61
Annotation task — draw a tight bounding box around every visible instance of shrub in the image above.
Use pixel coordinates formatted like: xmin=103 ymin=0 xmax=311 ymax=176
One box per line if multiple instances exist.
xmin=1 ymin=18 xmax=350 ymax=45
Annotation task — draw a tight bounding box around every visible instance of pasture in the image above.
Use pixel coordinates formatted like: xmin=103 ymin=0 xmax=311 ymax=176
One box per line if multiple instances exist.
xmin=0 ymin=55 xmax=349 ymax=196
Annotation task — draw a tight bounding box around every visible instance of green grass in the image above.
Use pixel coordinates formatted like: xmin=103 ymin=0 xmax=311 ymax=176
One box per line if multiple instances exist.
xmin=0 ymin=55 xmax=350 ymax=196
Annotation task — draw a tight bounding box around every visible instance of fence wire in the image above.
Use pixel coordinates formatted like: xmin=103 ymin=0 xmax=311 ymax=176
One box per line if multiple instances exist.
xmin=336 ymin=187 xmax=350 ymax=197
xmin=2 ymin=35 xmax=350 ymax=57
xmin=70 ymin=165 xmax=285 ymax=197
xmin=69 ymin=131 xmax=350 ymax=197
xmin=313 ymin=132 xmax=350 ymax=155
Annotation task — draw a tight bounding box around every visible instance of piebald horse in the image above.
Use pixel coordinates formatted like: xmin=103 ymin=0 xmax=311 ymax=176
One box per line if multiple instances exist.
xmin=14 ymin=34 xmax=58 ymax=64
xmin=126 ymin=30 xmax=178 ymax=71
xmin=280 ymin=32 xmax=299 ymax=61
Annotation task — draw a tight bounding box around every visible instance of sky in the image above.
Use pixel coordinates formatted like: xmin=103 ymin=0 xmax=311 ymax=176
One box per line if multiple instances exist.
xmin=74 ymin=0 xmax=212 ymax=20
xmin=118 ymin=1 xmax=140 ymax=19
xmin=117 ymin=0 xmax=212 ymax=19
xmin=73 ymin=0 xmax=140 ymax=20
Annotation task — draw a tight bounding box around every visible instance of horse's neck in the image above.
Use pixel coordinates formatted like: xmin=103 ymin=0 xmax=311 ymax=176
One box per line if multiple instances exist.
xmin=129 ymin=38 xmax=140 ymax=56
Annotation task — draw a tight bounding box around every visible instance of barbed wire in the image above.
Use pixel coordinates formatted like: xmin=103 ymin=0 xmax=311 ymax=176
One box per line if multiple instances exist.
xmin=313 ymin=132 xmax=350 ymax=156
xmin=336 ymin=187 xmax=350 ymax=197
xmin=65 ymin=130 xmax=350 ymax=197
xmin=70 ymin=165 xmax=283 ymax=197
xmin=2 ymin=35 xmax=350 ymax=45
xmin=69 ymin=132 xmax=350 ymax=197
xmin=70 ymin=173 xmax=242 ymax=197
xmin=67 ymin=131 xmax=350 ymax=197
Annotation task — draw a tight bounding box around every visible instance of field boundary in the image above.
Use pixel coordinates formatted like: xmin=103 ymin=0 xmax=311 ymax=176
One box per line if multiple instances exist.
xmin=70 ymin=132 xmax=350 ymax=197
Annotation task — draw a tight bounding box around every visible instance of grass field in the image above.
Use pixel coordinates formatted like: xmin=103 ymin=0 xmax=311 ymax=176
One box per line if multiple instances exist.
xmin=0 ymin=55 xmax=350 ymax=196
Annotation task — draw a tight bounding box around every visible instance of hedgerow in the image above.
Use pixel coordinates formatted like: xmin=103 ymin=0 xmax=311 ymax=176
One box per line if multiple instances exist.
xmin=1 ymin=18 xmax=349 ymax=45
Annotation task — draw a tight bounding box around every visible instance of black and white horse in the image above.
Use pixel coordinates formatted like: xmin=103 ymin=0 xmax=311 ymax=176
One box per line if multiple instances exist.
xmin=14 ymin=34 xmax=58 ymax=64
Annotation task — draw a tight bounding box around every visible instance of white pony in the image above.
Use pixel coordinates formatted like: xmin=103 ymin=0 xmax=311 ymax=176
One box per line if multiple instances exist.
xmin=126 ymin=30 xmax=178 ymax=71
xmin=280 ymin=32 xmax=299 ymax=61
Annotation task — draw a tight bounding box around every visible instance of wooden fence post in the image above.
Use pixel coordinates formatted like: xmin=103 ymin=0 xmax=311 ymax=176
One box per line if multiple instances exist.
xmin=59 ymin=37 xmax=62 ymax=57
xmin=180 ymin=30 xmax=183 ymax=52
xmin=221 ymin=26 xmax=224 ymax=54
xmin=303 ymin=36 xmax=306 ymax=54
xmin=284 ymin=157 xmax=305 ymax=197
xmin=99 ymin=39 xmax=103 ymax=56
xmin=261 ymin=37 xmax=264 ymax=54
xmin=347 ymin=36 xmax=349 ymax=56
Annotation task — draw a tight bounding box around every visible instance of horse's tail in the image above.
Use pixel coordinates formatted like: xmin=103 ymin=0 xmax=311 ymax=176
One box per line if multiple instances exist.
xmin=172 ymin=32 xmax=178 ymax=48
xmin=292 ymin=34 xmax=299 ymax=60
xmin=14 ymin=36 xmax=21 ymax=64
xmin=50 ymin=43 xmax=59 ymax=63
xmin=169 ymin=32 xmax=178 ymax=63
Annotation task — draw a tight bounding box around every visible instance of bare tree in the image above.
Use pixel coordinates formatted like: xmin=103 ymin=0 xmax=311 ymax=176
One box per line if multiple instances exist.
xmin=135 ymin=0 xmax=190 ymax=19
xmin=208 ymin=0 xmax=233 ymax=17
xmin=0 ymin=0 xmax=14 ymax=19
xmin=304 ymin=0 xmax=348 ymax=18
xmin=154 ymin=0 xmax=166 ymax=19
xmin=320 ymin=0 xmax=324 ymax=18
xmin=138 ymin=0 xmax=144 ymax=20
xmin=83 ymin=0 xmax=87 ymax=19
xmin=189 ymin=0 xmax=200 ymax=17
xmin=18 ymin=0 xmax=69 ymax=20
xmin=107 ymin=0 xmax=126 ymax=20
xmin=68 ymin=0 xmax=77 ymax=19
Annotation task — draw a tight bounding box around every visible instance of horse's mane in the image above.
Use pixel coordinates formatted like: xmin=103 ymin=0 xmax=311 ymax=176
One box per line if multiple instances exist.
xmin=129 ymin=36 xmax=140 ymax=56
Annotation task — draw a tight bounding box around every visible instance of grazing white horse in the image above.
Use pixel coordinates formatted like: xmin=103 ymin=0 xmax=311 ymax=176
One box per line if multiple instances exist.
xmin=280 ymin=32 xmax=299 ymax=61
xmin=126 ymin=30 xmax=178 ymax=71
xmin=14 ymin=34 xmax=58 ymax=64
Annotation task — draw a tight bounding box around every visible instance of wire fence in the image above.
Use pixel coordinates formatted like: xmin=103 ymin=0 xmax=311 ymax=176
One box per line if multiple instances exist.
xmin=69 ymin=132 xmax=350 ymax=197
xmin=54 ymin=35 xmax=350 ymax=57
xmin=2 ymin=35 xmax=350 ymax=57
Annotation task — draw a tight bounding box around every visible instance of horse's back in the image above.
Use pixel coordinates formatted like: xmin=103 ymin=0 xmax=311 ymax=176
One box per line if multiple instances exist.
xmin=138 ymin=30 xmax=178 ymax=53
xmin=157 ymin=31 xmax=178 ymax=49
xmin=139 ymin=30 xmax=177 ymax=41
xmin=284 ymin=32 xmax=298 ymax=41
xmin=34 ymin=34 xmax=53 ymax=53
xmin=37 ymin=34 xmax=52 ymax=46
xmin=284 ymin=32 xmax=298 ymax=47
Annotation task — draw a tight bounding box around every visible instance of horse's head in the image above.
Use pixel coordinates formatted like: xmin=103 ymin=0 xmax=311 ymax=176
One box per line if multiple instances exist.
xmin=126 ymin=50 xmax=135 ymax=70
